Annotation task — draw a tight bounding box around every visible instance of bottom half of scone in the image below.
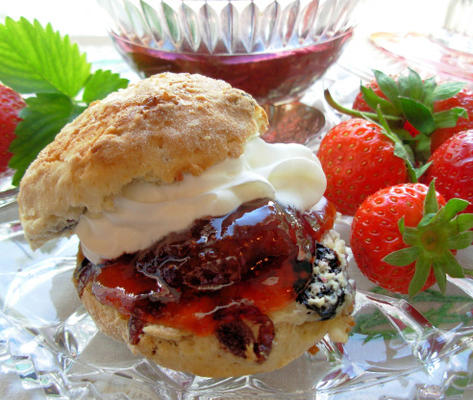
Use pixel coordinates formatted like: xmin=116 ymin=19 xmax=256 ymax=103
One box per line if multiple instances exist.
xmin=73 ymin=198 xmax=355 ymax=377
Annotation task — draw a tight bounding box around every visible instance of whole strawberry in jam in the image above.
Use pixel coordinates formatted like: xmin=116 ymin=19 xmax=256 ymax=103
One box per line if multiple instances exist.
xmin=317 ymin=118 xmax=408 ymax=216
xmin=0 ymin=83 xmax=25 ymax=173
xmin=351 ymin=182 xmax=473 ymax=296
xmin=422 ymin=130 xmax=473 ymax=213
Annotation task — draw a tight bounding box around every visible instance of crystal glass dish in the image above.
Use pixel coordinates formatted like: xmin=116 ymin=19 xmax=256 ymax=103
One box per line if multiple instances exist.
xmin=97 ymin=0 xmax=361 ymax=105
xmin=1 ymin=203 xmax=473 ymax=399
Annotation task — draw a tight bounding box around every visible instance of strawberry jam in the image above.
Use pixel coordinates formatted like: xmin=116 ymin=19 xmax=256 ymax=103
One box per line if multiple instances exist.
xmin=74 ymin=197 xmax=338 ymax=361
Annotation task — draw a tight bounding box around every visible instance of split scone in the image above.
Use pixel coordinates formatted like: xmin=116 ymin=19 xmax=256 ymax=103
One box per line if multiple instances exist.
xmin=18 ymin=72 xmax=354 ymax=377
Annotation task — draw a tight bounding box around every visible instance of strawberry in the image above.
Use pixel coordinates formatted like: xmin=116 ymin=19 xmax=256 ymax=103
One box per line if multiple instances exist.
xmin=351 ymin=182 xmax=473 ymax=296
xmin=327 ymin=69 xmax=469 ymax=163
xmin=431 ymin=89 xmax=473 ymax=152
xmin=317 ymin=118 xmax=409 ymax=216
xmin=422 ymin=130 xmax=473 ymax=213
xmin=0 ymin=83 xmax=25 ymax=173
xmin=352 ymin=80 xmax=385 ymax=112
xmin=353 ymin=82 xmax=473 ymax=153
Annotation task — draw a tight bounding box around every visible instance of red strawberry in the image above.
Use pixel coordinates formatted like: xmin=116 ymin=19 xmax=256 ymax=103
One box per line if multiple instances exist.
xmin=352 ymin=81 xmax=385 ymax=112
xmin=317 ymin=118 xmax=408 ymax=216
xmin=422 ymin=130 xmax=473 ymax=213
xmin=351 ymin=182 xmax=473 ymax=296
xmin=339 ymin=69 xmax=470 ymax=162
xmin=0 ymin=83 xmax=25 ymax=172
xmin=431 ymin=89 xmax=473 ymax=152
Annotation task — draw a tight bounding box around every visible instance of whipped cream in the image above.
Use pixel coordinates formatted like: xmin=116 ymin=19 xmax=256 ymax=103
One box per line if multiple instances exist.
xmin=76 ymin=137 xmax=326 ymax=263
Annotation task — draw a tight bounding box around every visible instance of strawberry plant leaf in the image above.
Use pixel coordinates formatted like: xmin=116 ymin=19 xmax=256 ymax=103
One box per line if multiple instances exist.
xmin=382 ymin=246 xmax=420 ymax=266
xmin=433 ymin=107 xmax=468 ymax=129
xmin=452 ymin=213 xmax=473 ymax=231
xmin=447 ymin=231 xmax=473 ymax=249
xmin=435 ymin=198 xmax=470 ymax=223
xmin=0 ymin=18 xmax=130 ymax=185
xmin=361 ymin=85 xmax=399 ymax=115
xmin=373 ymin=69 xmax=400 ymax=108
xmin=422 ymin=77 xmax=437 ymax=104
xmin=9 ymin=93 xmax=83 ymax=185
xmin=433 ymin=261 xmax=447 ymax=293
xmin=0 ymin=17 xmax=90 ymax=97
xmin=398 ymin=68 xmax=424 ymax=101
xmin=414 ymin=161 xmax=431 ymax=181
xmin=424 ymin=181 xmax=439 ymax=215
xmin=82 ymin=69 xmax=129 ymax=104
xmin=409 ymin=255 xmax=431 ymax=297
xmin=440 ymin=251 xmax=465 ymax=278
xmin=398 ymin=97 xmax=436 ymax=135
xmin=432 ymin=81 xmax=464 ymax=101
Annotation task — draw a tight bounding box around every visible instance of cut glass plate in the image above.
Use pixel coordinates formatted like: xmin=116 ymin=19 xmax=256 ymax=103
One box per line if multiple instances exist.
xmin=1 ymin=203 xmax=472 ymax=400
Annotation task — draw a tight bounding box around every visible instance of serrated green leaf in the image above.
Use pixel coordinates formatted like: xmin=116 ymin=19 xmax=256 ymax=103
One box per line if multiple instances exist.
xmin=433 ymin=261 xmax=447 ymax=293
xmin=414 ymin=160 xmax=431 ymax=180
xmin=440 ymin=251 xmax=465 ymax=278
xmin=82 ymin=69 xmax=129 ymax=104
xmin=432 ymin=81 xmax=464 ymax=101
xmin=398 ymin=68 xmax=424 ymax=101
xmin=435 ymin=198 xmax=470 ymax=223
xmin=383 ymin=246 xmax=420 ymax=266
xmin=361 ymin=85 xmax=399 ymax=115
xmin=373 ymin=70 xmax=401 ymax=108
xmin=447 ymin=231 xmax=473 ymax=249
xmin=422 ymin=77 xmax=437 ymax=104
xmin=451 ymin=213 xmax=473 ymax=231
xmin=433 ymin=107 xmax=468 ymax=129
xmin=408 ymin=255 xmax=431 ymax=297
xmin=403 ymin=225 xmax=420 ymax=246
xmin=413 ymin=134 xmax=433 ymax=163
xmin=399 ymin=97 xmax=436 ymax=135
xmin=0 ymin=17 xmax=90 ymax=96
xmin=398 ymin=216 xmax=406 ymax=234
xmin=8 ymin=93 xmax=80 ymax=185
xmin=424 ymin=180 xmax=439 ymax=215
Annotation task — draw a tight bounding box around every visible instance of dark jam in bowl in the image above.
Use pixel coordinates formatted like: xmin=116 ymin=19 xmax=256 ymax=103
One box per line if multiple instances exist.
xmin=111 ymin=31 xmax=353 ymax=104
xmin=75 ymin=197 xmax=338 ymax=360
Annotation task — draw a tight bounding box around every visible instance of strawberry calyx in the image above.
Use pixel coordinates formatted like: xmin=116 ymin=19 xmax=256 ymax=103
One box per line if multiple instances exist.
xmin=325 ymin=68 xmax=468 ymax=163
xmin=382 ymin=181 xmax=473 ymax=297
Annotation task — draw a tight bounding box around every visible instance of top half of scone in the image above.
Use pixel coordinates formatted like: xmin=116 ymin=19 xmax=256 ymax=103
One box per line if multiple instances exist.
xmin=17 ymin=72 xmax=329 ymax=266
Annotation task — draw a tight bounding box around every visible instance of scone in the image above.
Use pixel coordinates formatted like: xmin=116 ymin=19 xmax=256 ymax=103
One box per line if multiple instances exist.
xmin=18 ymin=72 xmax=354 ymax=377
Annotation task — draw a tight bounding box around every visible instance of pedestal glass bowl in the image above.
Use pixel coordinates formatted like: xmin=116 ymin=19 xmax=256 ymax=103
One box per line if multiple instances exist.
xmin=97 ymin=0 xmax=362 ymax=143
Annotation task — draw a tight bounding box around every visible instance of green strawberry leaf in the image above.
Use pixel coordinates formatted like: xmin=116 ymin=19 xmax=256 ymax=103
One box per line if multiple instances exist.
xmin=373 ymin=69 xmax=400 ymax=108
xmin=0 ymin=17 xmax=90 ymax=97
xmin=440 ymin=251 xmax=465 ymax=278
xmin=82 ymin=69 xmax=129 ymax=104
xmin=432 ymin=261 xmax=447 ymax=293
xmin=432 ymin=81 xmax=464 ymax=101
xmin=424 ymin=180 xmax=439 ymax=214
xmin=433 ymin=107 xmax=468 ymax=129
xmin=452 ymin=213 xmax=473 ymax=231
xmin=398 ymin=68 xmax=424 ymax=101
xmin=414 ymin=160 xmax=431 ymax=181
xmin=0 ymin=18 xmax=130 ymax=185
xmin=9 ymin=93 xmax=83 ymax=185
xmin=447 ymin=231 xmax=473 ymax=249
xmin=398 ymin=97 xmax=436 ymax=135
xmin=382 ymin=246 xmax=420 ymax=266
xmin=383 ymin=181 xmax=473 ymax=297
xmin=435 ymin=198 xmax=470 ymax=223
xmin=422 ymin=76 xmax=437 ymax=104
xmin=408 ymin=255 xmax=431 ymax=297
xmin=360 ymin=85 xmax=399 ymax=116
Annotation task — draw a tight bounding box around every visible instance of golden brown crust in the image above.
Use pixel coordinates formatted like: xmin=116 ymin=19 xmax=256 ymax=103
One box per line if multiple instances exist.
xmin=18 ymin=73 xmax=268 ymax=248
xmin=80 ymin=283 xmax=354 ymax=378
